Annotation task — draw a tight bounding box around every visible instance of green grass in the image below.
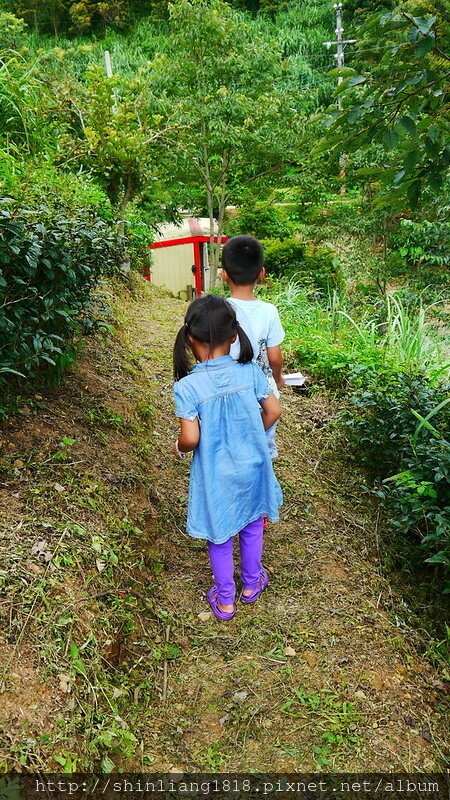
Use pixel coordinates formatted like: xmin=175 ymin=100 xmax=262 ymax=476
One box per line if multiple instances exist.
xmin=261 ymin=279 xmax=450 ymax=388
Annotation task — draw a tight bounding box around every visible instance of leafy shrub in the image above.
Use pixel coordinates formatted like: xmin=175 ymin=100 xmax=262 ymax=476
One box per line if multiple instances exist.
xmin=305 ymin=242 xmax=345 ymax=293
xmin=225 ymin=201 xmax=291 ymax=240
xmin=308 ymin=197 xmax=363 ymax=233
xmin=384 ymin=250 xmax=408 ymax=278
xmin=8 ymin=162 xmax=112 ymax=221
xmin=390 ymin=218 xmax=450 ymax=273
xmin=262 ymin=237 xmax=305 ymax=274
xmin=262 ymin=238 xmax=343 ymax=293
xmin=0 ymin=11 xmax=27 ymax=52
xmin=341 ymin=373 xmax=450 ymax=479
xmin=382 ymin=434 xmax=450 ymax=590
xmin=124 ymin=206 xmax=154 ymax=275
xmin=0 ymin=202 xmax=121 ymax=386
xmin=342 ymin=375 xmax=450 ymax=590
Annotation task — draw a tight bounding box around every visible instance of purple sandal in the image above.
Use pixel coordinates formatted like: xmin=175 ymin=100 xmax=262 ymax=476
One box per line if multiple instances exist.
xmin=206 ymin=587 xmax=236 ymax=621
xmin=240 ymin=568 xmax=270 ymax=604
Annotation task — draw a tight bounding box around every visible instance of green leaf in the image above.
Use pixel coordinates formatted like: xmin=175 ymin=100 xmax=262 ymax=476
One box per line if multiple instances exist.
xmin=348 ymin=106 xmax=361 ymax=123
xmin=327 ymin=67 xmax=357 ymax=78
xmin=53 ymin=755 xmax=68 ymax=767
xmin=100 ymin=756 xmax=115 ymax=774
xmin=382 ymin=130 xmax=398 ymax=149
xmin=412 ymin=15 xmax=436 ymax=35
xmin=399 ymin=116 xmax=416 ymax=137
xmin=348 ymin=75 xmax=366 ymax=88
xmin=415 ymin=33 xmax=435 ymax=57
xmin=403 ymin=149 xmax=420 ymax=174
xmin=425 ymin=551 xmax=450 ymax=566
xmin=393 ymin=169 xmax=406 ymax=185
xmin=407 ymin=180 xmax=421 ymax=209
xmin=412 ymin=398 xmax=450 ymax=444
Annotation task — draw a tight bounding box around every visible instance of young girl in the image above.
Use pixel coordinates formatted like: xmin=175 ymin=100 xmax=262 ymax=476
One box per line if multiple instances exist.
xmin=172 ymin=295 xmax=282 ymax=621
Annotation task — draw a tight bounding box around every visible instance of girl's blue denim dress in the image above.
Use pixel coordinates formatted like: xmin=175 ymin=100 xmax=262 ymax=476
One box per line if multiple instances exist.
xmin=173 ymin=355 xmax=283 ymax=544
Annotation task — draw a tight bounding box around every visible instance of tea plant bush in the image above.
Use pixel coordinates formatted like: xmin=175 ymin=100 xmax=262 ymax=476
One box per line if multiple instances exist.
xmin=342 ymin=376 xmax=450 ymax=590
xmin=388 ymin=218 xmax=450 ymax=298
xmin=262 ymin=239 xmax=343 ymax=293
xmin=391 ymin=219 xmax=450 ymax=272
xmin=0 ymin=203 xmax=121 ymax=387
xmin=341 ymin=374 xmax=449 ymax=479
xmin=224 ymin=201 xmax=292 ymax=240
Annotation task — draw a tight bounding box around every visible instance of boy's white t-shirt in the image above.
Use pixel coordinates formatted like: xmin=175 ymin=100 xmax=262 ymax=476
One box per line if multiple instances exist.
xmin=228 ymin=297 xmax=285 ymax=397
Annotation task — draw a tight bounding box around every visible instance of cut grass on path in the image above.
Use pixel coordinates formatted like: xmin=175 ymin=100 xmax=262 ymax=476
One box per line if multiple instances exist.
xmin=0 ymin=276 xmax=448 ymax=772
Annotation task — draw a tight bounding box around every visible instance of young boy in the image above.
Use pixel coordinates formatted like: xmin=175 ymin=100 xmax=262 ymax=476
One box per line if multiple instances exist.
xmin=221 ymin=234 xmax=285 ymax=458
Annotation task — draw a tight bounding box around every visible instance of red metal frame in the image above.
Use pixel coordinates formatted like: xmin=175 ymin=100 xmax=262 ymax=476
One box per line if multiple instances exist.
xmin=147 ymin=234 xmax=228 ymax=292
xmin=193 ymin=239 xmax=202 ymax=295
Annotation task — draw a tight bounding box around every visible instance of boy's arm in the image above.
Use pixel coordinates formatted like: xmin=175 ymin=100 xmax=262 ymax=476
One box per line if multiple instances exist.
xmin=267 ymin=345 xmax=285 ymax=390
xmin=260 ymin=393 xmax=281 ymax=430
xmin=173 ymin=418 xmax=200 ymax=458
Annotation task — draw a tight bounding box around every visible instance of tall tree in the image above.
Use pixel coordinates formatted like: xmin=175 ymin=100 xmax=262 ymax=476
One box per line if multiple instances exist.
xmin=8 ymin=0 xmax=68 ymax=34
xmin=69 ymin=0 xmax=130 ymax=31
xmin=55 ymin=64 xmax=172 ymax=271
xmin=315 ymin=2 xmax=450 ymax=210
xmin=149 ymin=0 xmax=301 ymax=285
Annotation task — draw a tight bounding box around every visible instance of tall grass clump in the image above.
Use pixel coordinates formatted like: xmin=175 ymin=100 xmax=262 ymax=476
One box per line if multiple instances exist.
xmin=264 ymin=279 xmax=449 ymax=388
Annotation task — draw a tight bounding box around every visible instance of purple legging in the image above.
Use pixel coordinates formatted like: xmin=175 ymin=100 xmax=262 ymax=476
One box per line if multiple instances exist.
xmin=207 ymin=517 xmax=264 ymax=605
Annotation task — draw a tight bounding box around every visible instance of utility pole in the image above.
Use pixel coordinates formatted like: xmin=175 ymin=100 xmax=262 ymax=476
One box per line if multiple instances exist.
xmin=104 ymin=51 xmax=118 ymax=113
xmin=104 ymin=51 xmax=130 ymax=274
xmin=323 ymin=3 xmax=356 ymax=194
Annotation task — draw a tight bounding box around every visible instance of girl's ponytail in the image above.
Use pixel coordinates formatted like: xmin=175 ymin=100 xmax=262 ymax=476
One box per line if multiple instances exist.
xmin=235 ymin=322 xmax=253 ymax=365
xmin=173 ymin=325 xmax=190 ymax=381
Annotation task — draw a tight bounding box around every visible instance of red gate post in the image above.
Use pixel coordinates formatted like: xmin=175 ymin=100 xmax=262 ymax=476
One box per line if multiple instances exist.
xmin=193 ymin=240 xmax=202 ymax=296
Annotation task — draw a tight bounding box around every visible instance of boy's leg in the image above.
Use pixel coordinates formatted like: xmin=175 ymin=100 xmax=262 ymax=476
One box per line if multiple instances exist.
xmin=239 ymin=517 xmax=264 ymax=592
xmin=266 ymin=421 xmax=278 ymax=459
xmin=207 ymin=537 xmax=236 ymax=606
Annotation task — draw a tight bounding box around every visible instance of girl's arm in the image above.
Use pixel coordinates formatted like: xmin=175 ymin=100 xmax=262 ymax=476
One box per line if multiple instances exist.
xmin=174 ymin=417 xmax=200 ymax=458
xmin=260 ymin=393 xmax=281 ymax=430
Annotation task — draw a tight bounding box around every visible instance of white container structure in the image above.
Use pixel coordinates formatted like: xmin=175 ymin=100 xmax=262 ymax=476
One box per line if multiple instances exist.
xmin=147 ymin=217 xmax=228 ymax=299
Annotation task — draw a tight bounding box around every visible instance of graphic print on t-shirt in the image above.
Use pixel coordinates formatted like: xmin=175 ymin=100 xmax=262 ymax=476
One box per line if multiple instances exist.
xmin=256 ymin=338 xmax=272 ymax=380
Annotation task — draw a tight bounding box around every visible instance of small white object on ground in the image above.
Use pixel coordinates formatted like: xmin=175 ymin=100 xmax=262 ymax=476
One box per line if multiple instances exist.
xmin=284 ymin=372 xmax=307 ymax=387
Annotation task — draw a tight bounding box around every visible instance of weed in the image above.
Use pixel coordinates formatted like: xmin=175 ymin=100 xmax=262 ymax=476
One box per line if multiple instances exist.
xmin=198 ymin=742 xmax=228 ymax=771
xmin=85 ymin=406 xmax=126 ymax=429
xmin=52 ymin=437 xmax=77 ymax=462
xmin=281 ymin=688 xmax=360 ymax=768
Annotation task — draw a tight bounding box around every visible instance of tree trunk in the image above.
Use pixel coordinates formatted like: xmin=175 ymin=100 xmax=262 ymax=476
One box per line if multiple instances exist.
xmin=214 ymin=151 xmax=229 ymax=287
xmin=116 ymin=175 xmax=133 ymax=275
xmin=206 ymin=185 xmax=217 ymax=289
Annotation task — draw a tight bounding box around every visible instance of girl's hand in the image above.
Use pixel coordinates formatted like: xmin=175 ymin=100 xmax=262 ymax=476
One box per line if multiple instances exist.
xmin=173 ymin=439 xmax=185 ymax=460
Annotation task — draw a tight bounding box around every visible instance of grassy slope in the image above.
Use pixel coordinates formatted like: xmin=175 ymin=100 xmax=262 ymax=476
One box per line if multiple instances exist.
xmin=0 ymin=276 xmax=448 ymax=772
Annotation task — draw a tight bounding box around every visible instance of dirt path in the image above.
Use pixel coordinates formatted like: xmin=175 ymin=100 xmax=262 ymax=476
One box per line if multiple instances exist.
xmin=0 ymin=278 xmax=448 ymax=772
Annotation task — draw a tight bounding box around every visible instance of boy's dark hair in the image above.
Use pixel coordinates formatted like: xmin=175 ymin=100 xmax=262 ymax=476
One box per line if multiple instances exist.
xmin=221 ymin=235 xmax=263 ymax=286
xmin=173 ymin=294 xmax=253 ymax=380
